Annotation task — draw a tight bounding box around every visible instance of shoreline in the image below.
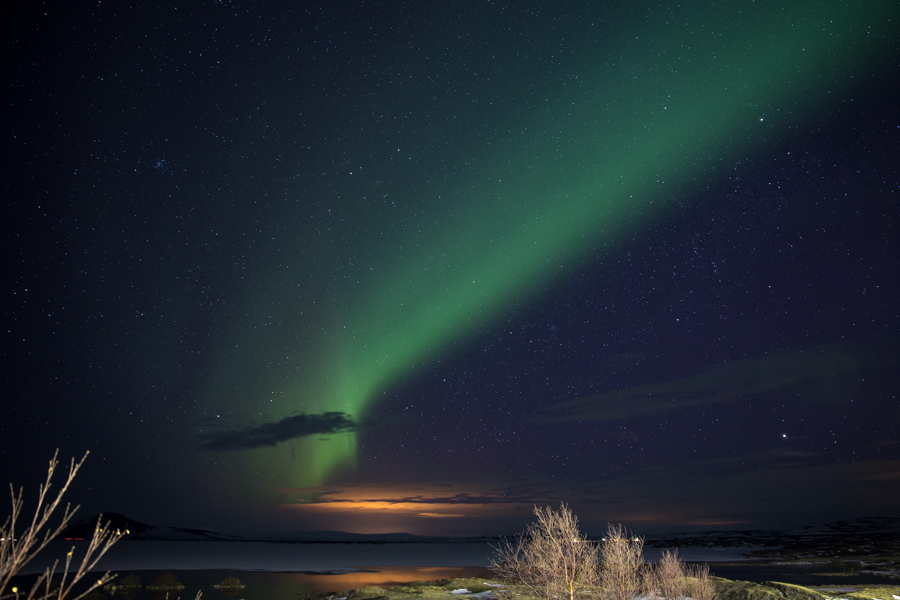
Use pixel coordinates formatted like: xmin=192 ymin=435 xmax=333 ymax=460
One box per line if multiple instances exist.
xmin=9 ymin=565 xmax=898 ymax=600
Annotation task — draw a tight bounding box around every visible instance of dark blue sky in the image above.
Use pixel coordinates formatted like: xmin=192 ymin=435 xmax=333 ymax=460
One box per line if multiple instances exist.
xmin=2 ymin=0 xmax=898 ymax=536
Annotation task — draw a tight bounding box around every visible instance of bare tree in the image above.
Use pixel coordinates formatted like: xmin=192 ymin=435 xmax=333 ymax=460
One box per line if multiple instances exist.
xmin=599 ymin=524 xmax=644 ymax=600
xmin=491 ymin=504 xmax=601 ymax=600
xmin=0 ymin=451 xmax=125 ymax=600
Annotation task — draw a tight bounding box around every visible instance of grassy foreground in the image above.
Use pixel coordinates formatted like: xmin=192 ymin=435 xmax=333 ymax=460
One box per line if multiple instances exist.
xmin=311 ymin=577 xmax=497 ymax=600
xmin=304 ymin=577 xmax=900 ymax=600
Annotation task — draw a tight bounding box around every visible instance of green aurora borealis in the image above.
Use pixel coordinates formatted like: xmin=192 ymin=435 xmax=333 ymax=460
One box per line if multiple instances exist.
xmin=5 ymin=0 xmax=899 ymax=534
xmin=202 ymin=0 xmax=898 ymax=491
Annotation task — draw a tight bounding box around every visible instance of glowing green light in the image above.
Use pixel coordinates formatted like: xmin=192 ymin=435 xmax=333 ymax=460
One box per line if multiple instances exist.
xmin=207 ymin=0 xmax=897 ymax=491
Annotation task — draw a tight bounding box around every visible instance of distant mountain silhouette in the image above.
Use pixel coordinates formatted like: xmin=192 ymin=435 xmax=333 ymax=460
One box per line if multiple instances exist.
xmin=60 ymin=514 xmax=431 ymax=542
xmin=60 ymin=513 xmax=150 ymax=538
xmin=261 ymin=530 xmax=423 ymax=542
xmin=63 ymin=514 xmax=900 ymax=544
xmin=60 ymin=513 xmax=240 ymax=541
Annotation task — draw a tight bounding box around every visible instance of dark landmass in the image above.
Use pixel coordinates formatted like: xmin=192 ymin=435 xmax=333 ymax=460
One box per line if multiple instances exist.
xmin=643 ymin=518 xmax=900 ymax=580
xmin=644 ymin=517 xmax=900 ymax=558
xmin=61 ymin=513 xmax=243 ymax=542
xmin=644 ymin=517 xmax=900 ymax=552
xmin=265 ymin=531 xmax=429 ymax=543
xmin=60 ymin=513 xmax=476 ymax=543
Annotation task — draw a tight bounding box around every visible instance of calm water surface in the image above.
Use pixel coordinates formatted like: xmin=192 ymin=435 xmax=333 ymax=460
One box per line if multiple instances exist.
xmin=15 ymin=541 xmax=896 ymax=600
xmin=26 ymin=540 xmax=498 ymax=573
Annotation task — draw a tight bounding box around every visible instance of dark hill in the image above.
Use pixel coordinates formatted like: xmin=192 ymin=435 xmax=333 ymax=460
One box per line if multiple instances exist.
xmin=60 ymin=513 xmax=151 ymax=539
xmin=60 ymin=513 xmax=237 ymax=541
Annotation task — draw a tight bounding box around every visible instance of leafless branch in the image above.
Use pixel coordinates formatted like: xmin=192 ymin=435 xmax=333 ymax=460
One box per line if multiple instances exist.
xmin=0 ymin=452 xmax=125 ymax=600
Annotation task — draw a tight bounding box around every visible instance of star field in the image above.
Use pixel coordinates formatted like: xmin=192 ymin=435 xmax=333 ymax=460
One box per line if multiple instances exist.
xmin=2 ymin=0 xmax=899 ymax=535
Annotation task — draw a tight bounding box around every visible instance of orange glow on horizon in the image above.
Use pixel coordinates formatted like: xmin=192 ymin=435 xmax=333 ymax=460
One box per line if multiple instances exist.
xmin=270 ymin=481 xmax=541 ymax=534
xmin=283 ymin=498 xmax=533 ymax=520
xmin=682 ymin=518 xmax=753 ymax=527
xmin=270 ymin=480 xmax=761 ymax=536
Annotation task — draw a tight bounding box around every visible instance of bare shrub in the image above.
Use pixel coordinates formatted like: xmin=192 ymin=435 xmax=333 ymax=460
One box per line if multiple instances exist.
xmin=491 ymin=504 xmax=601 ymax=600
xmin=655 ymin=549 xmax=686 ymax=600
xmin=685 ymin=563 xmax=714 ymax=600
xmin=103 ymin=574 xmax=142 ymax=599
xmin=117 ymin=576 xmax=141 ymax=590
xmin=0 ymin=451 xmax=124 ymax=600
xmin=644 ymin=548 xmax=714 ymax=600
xmin=147 ymin=573 xmax=183 ymax=591
xmin=105 ymin=575 xmax=141 ymax=592
xmin=212 ymin=577 xmax=244 ymax=590
xmin=641 ymin=562 xmax=660 ymax=600
xmin=599 ymin=524 xmax=644 ymax=600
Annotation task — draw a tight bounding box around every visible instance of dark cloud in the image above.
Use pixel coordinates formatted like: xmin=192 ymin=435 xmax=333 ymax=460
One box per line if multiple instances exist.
xmin=199 ymin=412 xmax=356 ymax=451
xmin=375 ymin=493 xmax=534 ymax=505
xmin=283 ymin=480 xmax=561 ymax=507
xmin=294 ymin=492 xmax=538 ymax=505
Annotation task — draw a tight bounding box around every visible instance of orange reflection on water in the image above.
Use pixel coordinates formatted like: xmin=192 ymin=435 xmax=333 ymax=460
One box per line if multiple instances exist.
xmin=284 ymin=566 xmax=494 ymax=593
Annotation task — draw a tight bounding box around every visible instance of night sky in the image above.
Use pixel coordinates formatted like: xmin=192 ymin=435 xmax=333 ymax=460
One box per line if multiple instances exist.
xmin=3 ymin=0 xmax=899 ymax=537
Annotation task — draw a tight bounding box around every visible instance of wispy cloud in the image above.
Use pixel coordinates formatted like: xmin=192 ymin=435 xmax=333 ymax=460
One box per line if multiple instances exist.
xmin=546 ymin=345 xmax=888 ymax=423
xmin=199 ymin=411 xmax=356 ymax=451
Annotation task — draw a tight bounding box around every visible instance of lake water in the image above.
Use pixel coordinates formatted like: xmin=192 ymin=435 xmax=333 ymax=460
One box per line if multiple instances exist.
xmin=27 ymin=540 xmax=754 ymax=575
xmin=24 ymin=540 xmax=500 ymax=573
xmin=13 ymin=540 xmax=897 ymax=600
xmin=16 ymin=541 xmax=499 ymax=600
